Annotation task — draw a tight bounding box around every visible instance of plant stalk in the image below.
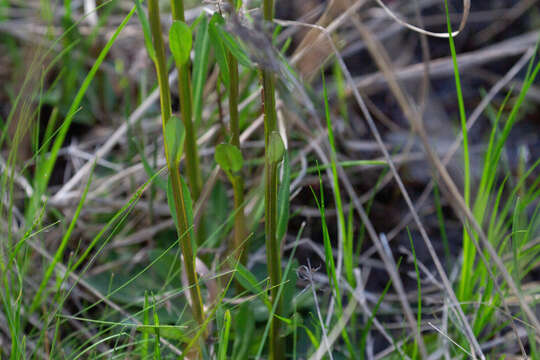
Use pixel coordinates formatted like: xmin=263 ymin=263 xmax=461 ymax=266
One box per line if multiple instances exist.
xmin=226 ymin=3 xmax=247 ymax=265
xmin=148 ymin=0 xmax=204 ymax=326
xmin=171 ymin=0 xmax=202 ymax=202
xmin=261 ymin=0 xmax=284 ymax=358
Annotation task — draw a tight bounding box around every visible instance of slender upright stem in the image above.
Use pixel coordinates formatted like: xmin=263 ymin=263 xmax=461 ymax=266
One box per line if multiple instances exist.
xmin=148 ymin=0 xmax=204 ymax=326
xmin=226 ymin=3 xmax=247 ymax=266
xmin=261 ymin=0 xmax=284 ymax=358
xmin=228 ymin=52 xmax=240 ymax=149
xmin=171 ymin=0 xmax=202 ymax=202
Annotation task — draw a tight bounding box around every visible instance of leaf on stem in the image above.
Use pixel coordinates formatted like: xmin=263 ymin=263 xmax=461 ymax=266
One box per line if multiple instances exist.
xmin=268 ymin=131 xmax=285 ymax=164
xmin=165 ymin=115 xmax=185 ymax=164
xmin=215 ymin=143 xmax=243 ymax=174
xmin=169 ymin=20 xmax=192 ymax=66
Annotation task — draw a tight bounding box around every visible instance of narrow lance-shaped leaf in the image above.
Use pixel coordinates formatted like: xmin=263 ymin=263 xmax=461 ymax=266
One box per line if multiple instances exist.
xmin=192 ymin=14 xmax=210 ymax=129
xmin=164 ymin=115 xmax=185 ymax=164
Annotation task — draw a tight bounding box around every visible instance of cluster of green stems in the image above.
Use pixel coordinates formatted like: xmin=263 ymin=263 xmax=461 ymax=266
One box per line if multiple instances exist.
xmin=147 ymin=0 xmax=284 ymax=357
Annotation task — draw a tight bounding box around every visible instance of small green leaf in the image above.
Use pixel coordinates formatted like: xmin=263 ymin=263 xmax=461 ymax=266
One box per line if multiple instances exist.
xmin=165 ymin=116 xmax=185 ymax=163
xmin=268 ymin=131 xmax=285 ymax=163
xmin=215 ymin=143 xmax=243 ymax=173
xmin=169 ymin=20 xmax=192 ymax=65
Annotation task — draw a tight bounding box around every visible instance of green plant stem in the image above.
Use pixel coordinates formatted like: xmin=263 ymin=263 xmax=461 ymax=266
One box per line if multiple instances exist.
xmin=228 ymin=54 xmax=240 ymax=148
xmin=170 ymin=0 xmax=202 ymax=202
xmin=261 ymin=0 xmax=284 ymax=358
xmin=226 ymin=8 xmax=247 ymax=265
xmin=148 ymin=0 xmax=204 ymax=326
xmin=231 ymin=176 xmax=246 ymax=262
xmin=263 ymin=63 xmax=284 ymax=360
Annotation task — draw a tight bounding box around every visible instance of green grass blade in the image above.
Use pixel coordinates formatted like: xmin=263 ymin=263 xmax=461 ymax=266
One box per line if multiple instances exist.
xmin=322 ymin=71 xmax=349 ymax=286
xmin=443 ymin=0 xmax=472 ymax=301
xmin=407 ymin=228 xmax=422 ymax=360
xmin=218 ymin=310 xmax=232 ymax=360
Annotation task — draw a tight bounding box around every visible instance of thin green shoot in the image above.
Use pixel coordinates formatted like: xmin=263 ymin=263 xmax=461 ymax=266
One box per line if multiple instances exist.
xmin=407 ymin=228 xmax=422 ymax=360
xmin=443 ymin=0 xmax=471 ymax=302
xmin=310 ymin=164 xmax=356 ymax=358
xmin=322 ymin=71 xmax=349 ymax=287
